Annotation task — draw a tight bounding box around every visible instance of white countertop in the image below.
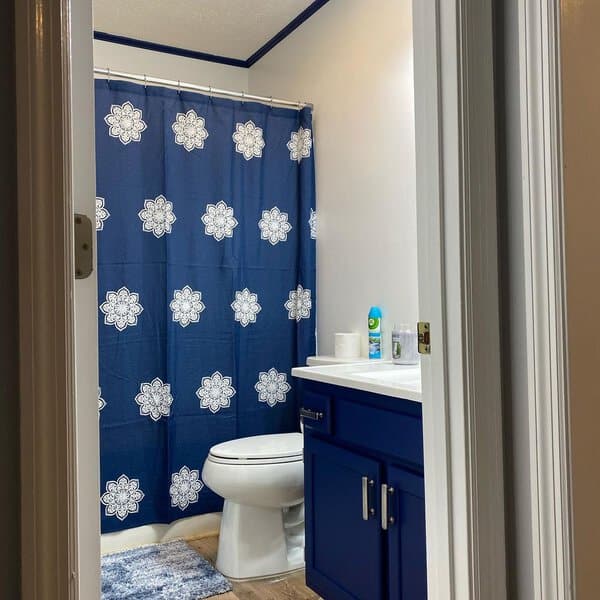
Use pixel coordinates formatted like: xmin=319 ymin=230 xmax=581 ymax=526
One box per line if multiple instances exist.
xmin=292 ymin=361 xmax=422 ymax=402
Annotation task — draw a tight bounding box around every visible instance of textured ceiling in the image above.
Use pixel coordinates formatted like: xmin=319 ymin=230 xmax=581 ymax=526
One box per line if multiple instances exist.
xmin=93 ymin=0 xmax=316 ymax=60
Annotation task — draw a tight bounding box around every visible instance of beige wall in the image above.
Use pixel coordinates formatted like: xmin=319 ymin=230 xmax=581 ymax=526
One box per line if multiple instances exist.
xmin=249 ymin=0 xmax=417 ymax=357
xmin=561 ymin=1 xmax=600 ymax=597
xmin=94 ymin=40 xmax=249 ymax=90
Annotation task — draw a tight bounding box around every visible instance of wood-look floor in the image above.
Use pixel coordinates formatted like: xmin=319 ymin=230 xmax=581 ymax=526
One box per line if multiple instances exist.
xmin=188 ymin=535 xmax=320 ymax=600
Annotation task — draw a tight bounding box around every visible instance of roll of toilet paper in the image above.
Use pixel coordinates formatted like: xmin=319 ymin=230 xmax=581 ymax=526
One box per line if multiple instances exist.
xmin=334 ymin=333 xmax=362 ymax=359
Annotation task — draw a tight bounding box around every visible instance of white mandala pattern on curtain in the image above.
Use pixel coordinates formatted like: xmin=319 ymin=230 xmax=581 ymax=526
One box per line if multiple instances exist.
xmin=96 ymin=197 xmax=110 ymax=231
xmin=255 ymin=368 xmax=291 ymax=407
xmin=287 ymin=126 xmax=312 ymax=162
xmin=104 ymin=101 xmax=147 ymax=145
xmin=100 ymin=287 xmax=143 ymax=331
xmin=196 ymin=371 xmax=236 ymax=414
xmin=258 ymin=207 xmax=292 ymax=245
xmin=201 ymin=200 xmax=238 ymax=241
xmin=309 ymin=209 xmax=317 ymax=240
xmin=97 ymin=86 xmax=317 ymax=532
xmin=231 ymin=288 xmax=261 ymax=327
xmin=169 ymin=466 xmax=204 ymax=510
xmin=172 ymin=109 xmax=209 ymax=151
xmin=285 ymin=285 xmax=312 ymax=322
xmin=135 ymin=378 xmax=173 ymax=421
xmin=101 ymin=475 xmax=145 ymax=521
xmin=170 ymin=286 xmax=205 ymax=327
xmin=232 ymin=120 xmax=265 ymax=160
xmin=138 ymin=195 xmax=176 ymax=238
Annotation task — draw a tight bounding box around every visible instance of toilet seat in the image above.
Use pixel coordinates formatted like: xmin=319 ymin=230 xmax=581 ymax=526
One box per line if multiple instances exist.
xmin=208 ymin=432 xmax=303 ymax=465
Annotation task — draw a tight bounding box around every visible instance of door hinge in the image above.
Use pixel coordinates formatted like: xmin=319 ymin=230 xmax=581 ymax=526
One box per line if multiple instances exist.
xmin=417 ymin=321 xmax=431 ymax=354
xmin=74 ymin=213 xmax=93 ymax=279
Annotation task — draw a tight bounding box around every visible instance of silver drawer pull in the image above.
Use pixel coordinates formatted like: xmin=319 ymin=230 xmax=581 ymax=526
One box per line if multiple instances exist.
xmin=362 ymin=476 xmax=375 ymax=520
xmin=300 ymin=407 xmax=324 ymax=421
xmin=381 ymin=484 xmax=395 ymax=530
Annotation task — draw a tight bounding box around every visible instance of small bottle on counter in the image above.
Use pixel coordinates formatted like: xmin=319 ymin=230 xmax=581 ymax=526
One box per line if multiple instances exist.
xmin=391 ymin=324 xmax=419 ymax=365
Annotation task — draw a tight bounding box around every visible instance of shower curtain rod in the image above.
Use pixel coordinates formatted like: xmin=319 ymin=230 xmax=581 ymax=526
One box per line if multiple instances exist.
xmin=94 ymin=67 xmax=313 ymax=110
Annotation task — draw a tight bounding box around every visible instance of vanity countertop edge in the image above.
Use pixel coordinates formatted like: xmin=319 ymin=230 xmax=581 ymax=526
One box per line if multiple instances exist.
xmin=291 ymin=361 xmax=422 ymax=403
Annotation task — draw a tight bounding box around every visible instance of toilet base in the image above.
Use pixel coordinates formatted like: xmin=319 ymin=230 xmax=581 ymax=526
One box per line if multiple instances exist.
xmin=216 ymin=500 xmax=305 ymax=580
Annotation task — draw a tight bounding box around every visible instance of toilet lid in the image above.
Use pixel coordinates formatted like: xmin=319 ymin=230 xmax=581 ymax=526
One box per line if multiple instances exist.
xmin=209 ymin=433 xmax=303 ymax=461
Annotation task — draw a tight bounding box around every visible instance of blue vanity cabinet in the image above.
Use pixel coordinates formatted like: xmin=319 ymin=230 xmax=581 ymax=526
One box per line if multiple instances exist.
xmin=386 ymin=466 xmax=427 ymax=600
xmin=304 ymin=435 xmax=385 ymax=600
xmin=300 ymin=380 xmax=427 ymax=600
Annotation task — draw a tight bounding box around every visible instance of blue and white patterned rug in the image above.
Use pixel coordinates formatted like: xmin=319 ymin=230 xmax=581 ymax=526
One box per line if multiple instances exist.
xmin=101 ymin=540 xmax=232 ymax=599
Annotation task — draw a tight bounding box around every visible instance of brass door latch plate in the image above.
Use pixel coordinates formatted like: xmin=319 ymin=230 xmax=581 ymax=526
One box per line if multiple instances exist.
xmin=417 ymin=321 xmax=431 ymax=354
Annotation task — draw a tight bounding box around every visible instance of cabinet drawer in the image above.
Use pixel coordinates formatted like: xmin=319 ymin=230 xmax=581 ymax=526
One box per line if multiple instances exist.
xmin=335 ymin=399 xmax=423 ymax=468
xmin=300 ymin=389 xmax=332 ymax=434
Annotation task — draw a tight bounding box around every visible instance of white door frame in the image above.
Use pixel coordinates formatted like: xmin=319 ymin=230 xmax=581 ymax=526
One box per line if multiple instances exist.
xmin=511 ymin=0 xmax=574 ymax=597
xmin=16 ymin=0 xmax=507 ymax=598
xmin=414 ymin=1 xmax=506 ymax=598
xmin=16 ymin=0 xmax=100 ymax=598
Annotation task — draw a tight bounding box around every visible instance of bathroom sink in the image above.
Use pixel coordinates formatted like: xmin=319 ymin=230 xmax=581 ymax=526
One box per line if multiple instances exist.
xmin=347 ymin=363 xmax=420 ymax=388
xmin=349 ymin=364 xmax=420 ymax=387
xmin=291 ymin=361 xmax=422 ymax=402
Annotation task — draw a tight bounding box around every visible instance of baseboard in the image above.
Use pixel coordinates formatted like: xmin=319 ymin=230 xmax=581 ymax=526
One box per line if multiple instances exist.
xmin=101 ymin=512 xmax=222 ymax=555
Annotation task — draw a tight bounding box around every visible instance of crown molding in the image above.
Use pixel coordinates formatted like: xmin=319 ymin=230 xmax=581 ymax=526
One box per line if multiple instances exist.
xmin=94 ymin=0 xmax=331 ymax=69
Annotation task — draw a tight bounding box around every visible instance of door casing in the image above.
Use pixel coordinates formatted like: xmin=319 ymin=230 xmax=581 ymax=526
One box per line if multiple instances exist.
xmin=15 ymin=0 xmax=507 ymax=598
xmin=499 ymin=0 xmax=575 ymax=598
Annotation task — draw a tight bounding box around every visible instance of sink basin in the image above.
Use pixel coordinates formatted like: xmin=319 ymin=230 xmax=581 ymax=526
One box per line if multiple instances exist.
xmin=349 ymin=363 xmax=420 ymax=387
xmin=291 ymin=360 xmax=422 ymax=401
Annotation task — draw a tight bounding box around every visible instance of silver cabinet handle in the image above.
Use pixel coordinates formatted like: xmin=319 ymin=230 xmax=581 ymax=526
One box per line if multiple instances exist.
xmin=381 ymin=484 xmax=395 ymax=530
xmin=362 ymin=477 xmax=369 ymax=520
xmin=381 ymin=484 xmax=388 ymax=530
xmin=362 ymin=476 xmax=374 ymax=520
xmin=300 ymin=407 xmax=324 ymax=421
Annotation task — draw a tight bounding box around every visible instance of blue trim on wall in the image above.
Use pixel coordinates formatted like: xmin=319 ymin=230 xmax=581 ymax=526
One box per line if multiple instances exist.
xmin=246 ymin=0 xmax=331 ymax=66
xmin=93 ymin=31 xmax=248 ymax=68
xmin=93 ymin=0 xmax=331 ymax=69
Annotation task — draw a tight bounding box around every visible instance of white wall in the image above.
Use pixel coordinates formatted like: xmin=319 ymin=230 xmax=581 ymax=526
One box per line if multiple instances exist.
xmin=249 ymin=0 xmax=417 ymax=358
xmin=94 ymin=40 xmax=249 ymax=90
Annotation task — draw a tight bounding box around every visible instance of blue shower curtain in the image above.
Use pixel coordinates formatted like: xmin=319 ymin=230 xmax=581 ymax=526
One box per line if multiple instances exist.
xmin=95 ymin=79 xmax=316 ymax=533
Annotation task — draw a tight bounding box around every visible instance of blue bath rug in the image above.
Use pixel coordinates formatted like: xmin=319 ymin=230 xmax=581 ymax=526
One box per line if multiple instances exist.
xmin=101 ymin=540 xmax=232 ymax=599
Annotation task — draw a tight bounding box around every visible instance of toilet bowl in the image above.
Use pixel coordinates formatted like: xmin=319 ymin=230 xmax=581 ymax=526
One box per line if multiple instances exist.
xmin=202 ymin=432 xmax=305 ymax=580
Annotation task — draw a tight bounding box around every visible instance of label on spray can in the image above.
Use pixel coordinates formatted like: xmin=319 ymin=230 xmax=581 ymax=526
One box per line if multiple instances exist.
xmin=368 ymin=307 xmax=382 ymax=359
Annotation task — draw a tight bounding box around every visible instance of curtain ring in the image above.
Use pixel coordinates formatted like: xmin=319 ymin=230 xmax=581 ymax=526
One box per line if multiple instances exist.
xmin=144 ymin=74 xmax=148 ymax=89
xmin=270 ymin=96 xmax=274 ymax=109
xmin=106 ymin=68 xmax=111 ymax=87
xmin=177 ymin=80 xmax=181 ymax=95
xmin=241 ymin=90 xmax=245 ymax=104
xmin=208 ymin=85 xmax=212 ymax=98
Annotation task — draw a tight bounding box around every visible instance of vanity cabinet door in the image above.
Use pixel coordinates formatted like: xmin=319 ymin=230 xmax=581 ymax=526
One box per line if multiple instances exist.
xmin=305 ymin=434 xmax=384 ymax=600
xmin=385 ymin=465 xmax=427 ymax=600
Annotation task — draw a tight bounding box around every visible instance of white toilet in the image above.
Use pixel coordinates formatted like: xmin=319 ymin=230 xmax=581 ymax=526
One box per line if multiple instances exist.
xmin=202 ymin=432 xmax=305 ymax=580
